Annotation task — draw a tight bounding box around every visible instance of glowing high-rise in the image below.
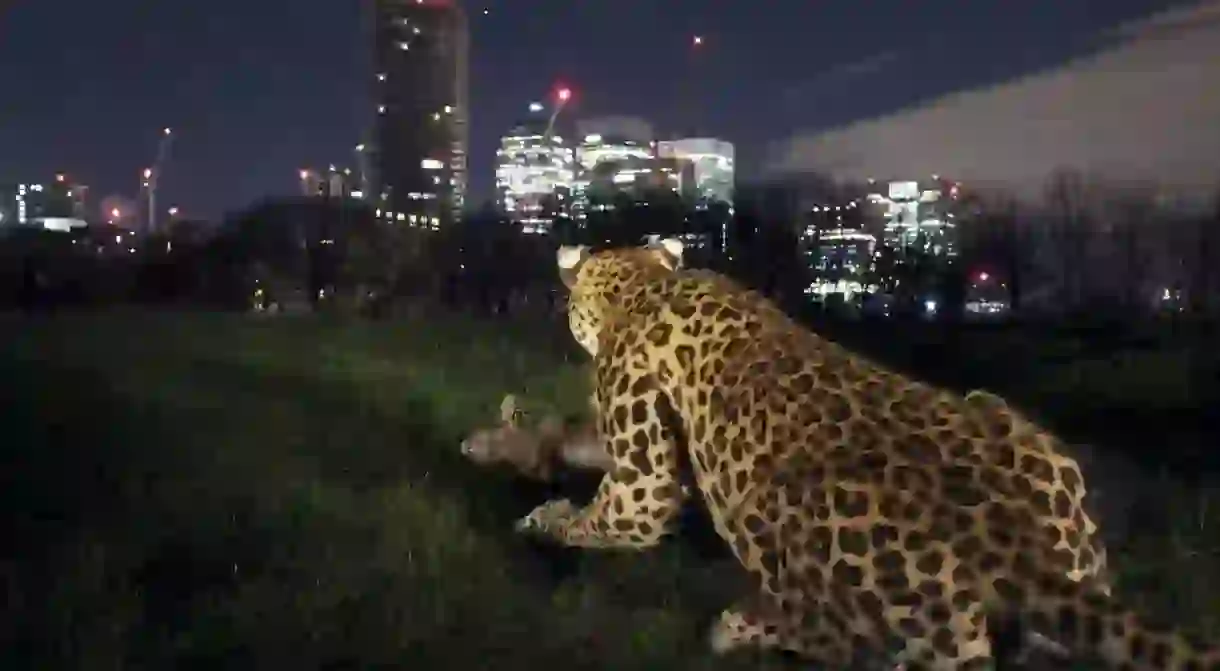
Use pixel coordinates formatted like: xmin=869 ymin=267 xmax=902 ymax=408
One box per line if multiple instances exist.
xmin=371 ymin=0 xmax=468 ymax=229
xmin=495 ymin=103 xmax=575 ymax=234
xmin=656 ymin=138 xmax=735 ymax=205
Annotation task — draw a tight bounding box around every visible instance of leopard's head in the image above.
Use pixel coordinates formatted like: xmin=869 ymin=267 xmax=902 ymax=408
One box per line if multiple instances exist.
xmin=556 ymin=236 xmax=684 ymax=357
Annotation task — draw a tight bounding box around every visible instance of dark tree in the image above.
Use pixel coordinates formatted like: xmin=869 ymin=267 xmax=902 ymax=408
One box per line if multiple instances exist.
xmin=957 ymin=194 xmax=1028 ymax=314
xmin=1109 ymin=188 xmax=1157 ymax=314
xmin=1043 ymin=168 xmax=1095 ymax=313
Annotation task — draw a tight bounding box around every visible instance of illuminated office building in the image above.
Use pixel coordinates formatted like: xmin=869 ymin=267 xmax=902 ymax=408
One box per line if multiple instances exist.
xmin=495 ymin=105 xmax=575 ymax=234
xmin=571 ymin=133 xmax=655 ymax=220
xmin=298 ymin=165 xmax=361 ymax=199
xmin=864 ymin=177 xmax=960 ymax=257
xmin=656 ymin=137 xmax=735 ymax=205
xmin=1 ymin=174 xmax=88 ymax=230
xmin=801 ymin=200 xmax=877 ymax=304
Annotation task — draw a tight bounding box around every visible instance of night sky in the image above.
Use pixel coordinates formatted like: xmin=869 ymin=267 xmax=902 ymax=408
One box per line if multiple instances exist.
xmin=0 ymin=0 xmax=1184 ymax=221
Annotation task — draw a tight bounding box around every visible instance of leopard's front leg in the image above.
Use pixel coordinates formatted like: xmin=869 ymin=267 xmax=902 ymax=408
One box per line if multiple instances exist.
xmin=516 ymin=341 xmax=687 ymax=549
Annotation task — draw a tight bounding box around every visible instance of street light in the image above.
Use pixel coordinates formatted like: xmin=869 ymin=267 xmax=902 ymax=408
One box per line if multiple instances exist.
xmin=298 ymin=169 xmax=314 ymax=197
xmin=145 ymin=127 xmax=174 ymax=235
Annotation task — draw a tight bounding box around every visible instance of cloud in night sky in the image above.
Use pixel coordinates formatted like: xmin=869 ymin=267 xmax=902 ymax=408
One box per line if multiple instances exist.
xmin=767 ymin=1 xmax=1220 ymax=204
xmin=779 ymin=50 xmax=902 ymax=103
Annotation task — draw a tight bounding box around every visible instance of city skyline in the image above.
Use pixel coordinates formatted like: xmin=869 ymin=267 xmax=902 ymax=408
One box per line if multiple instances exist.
xmin=0 ymin=0 xmax=1190 ymax=220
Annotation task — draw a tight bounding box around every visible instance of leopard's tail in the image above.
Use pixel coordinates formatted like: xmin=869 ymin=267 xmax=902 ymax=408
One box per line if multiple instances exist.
xmin=998 ymin=567 xmax=1220 ymax=670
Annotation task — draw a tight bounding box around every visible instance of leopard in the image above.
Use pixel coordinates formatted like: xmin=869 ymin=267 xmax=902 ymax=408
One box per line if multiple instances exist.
xmin=514 ymin=237 xmax=1218 ymax=669
xmin=459 ymin=393 xmax=613 ymax=480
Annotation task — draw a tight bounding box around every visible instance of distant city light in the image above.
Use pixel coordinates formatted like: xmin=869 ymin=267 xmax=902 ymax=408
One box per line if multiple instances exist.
xmin=55 ymin=173 xmax=65 ymax=182
xmin=143 ymin=167 xmax=153 ymax=179
xmin=168 ymin=206 xmax=179 ymax=217
xmin=529 ymin=102 xmax=544 ymax=112
xmin=555 ymin=87 xmax=571 ymax=103
xmin=692 ymin=35 xmax=703 ymax=46
xmin=111 ymin=208 xmax=121 ymax=218
xmin=977 ymin=271 xmax=990 ymax=282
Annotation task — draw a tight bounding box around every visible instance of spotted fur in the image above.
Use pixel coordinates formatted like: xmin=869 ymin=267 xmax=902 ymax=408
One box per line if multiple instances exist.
xmin=516 ymin=238 xmax=1219 ymax=669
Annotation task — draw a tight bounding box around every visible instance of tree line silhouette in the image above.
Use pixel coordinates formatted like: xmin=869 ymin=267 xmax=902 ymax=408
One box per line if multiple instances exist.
xmin=3 ymin=169 xmax=1219 ymax=323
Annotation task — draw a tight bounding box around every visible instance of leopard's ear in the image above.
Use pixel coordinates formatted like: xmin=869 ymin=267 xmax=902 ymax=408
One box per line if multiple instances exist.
xmin=557 ymin=245 xmax=591 ymax=289
xmin=557 ymin=245 xmax=591 ymax=270
xmin=643 ymin=235 xmax=684 ymax=271
xmin=499 ymin=394 xmax=522 ymax=425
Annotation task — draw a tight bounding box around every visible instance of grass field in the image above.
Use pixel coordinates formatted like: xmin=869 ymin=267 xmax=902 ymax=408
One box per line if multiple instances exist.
xmin=1 ymin=311 xmax=1218 ymax=669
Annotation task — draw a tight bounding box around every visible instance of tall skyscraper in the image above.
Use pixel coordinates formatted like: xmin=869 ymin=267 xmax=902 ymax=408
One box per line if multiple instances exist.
xmin=371 ymin=0 xmax=468 ymax=229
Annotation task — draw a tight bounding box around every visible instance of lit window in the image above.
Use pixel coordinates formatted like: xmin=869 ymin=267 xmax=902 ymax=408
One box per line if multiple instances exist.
xmin=398 ymin=42 xmax=410 ymax=51
xmin=378 ymin=105 xmax=386 ymax=114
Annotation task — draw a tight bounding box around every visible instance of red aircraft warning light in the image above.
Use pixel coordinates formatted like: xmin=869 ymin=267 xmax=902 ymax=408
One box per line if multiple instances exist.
xmin=555 ymin=87 xmax=571 ymax=103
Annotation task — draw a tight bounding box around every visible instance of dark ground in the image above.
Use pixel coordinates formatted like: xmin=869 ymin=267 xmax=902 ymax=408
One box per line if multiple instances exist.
xmin=0 ymin=311 xmax=1217 ymax=669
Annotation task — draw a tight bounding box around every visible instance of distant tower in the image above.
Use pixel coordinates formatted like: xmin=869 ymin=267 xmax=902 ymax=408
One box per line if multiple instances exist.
xmin=495 ymin=104 xmax=576 ymax=234
xmin=371 ymin=0 xmax=469 ymax=229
